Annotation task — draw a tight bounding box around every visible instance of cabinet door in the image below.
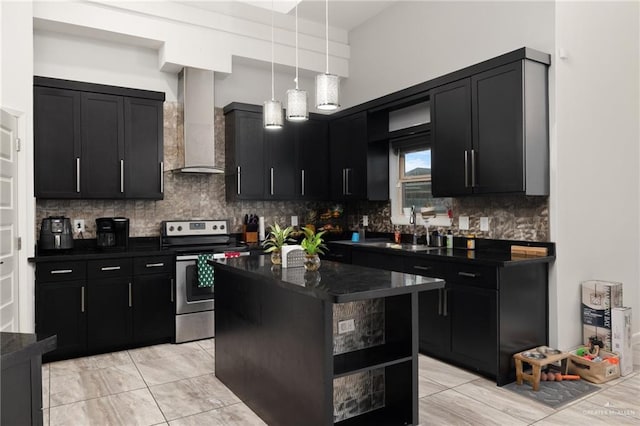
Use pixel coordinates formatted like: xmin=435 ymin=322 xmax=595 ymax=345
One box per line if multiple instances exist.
xmin=132 ymin=274 xmax=174 ymax=343
xmin=418 ymin=288 xmax=450 ymax=356
xmin=296 ymin=118 xmax=329 ymax=200
xmin=430 ymin=79 xmax=473 ymax=197
xmin=472 ymin=62 xmax=524 ymax=194
xmin=87 ymin=277 xmax=132 ymax=352
xmin=264 ymin=122 xmax=296 ymax=199
xmin=124 ymin=97 xmax=164 ymax=199
xmin=448 ymin=285 xmax=497 ymax=375
xmin=225 ymin=110 xmax=264 ymax=199
xmin=329 ymin=112 xmax=367 ymax=199
xmin=34 ymin=87 xmax=81 ymax=199
xmin=36 ymin=281 xmax=87 ymax=359
xmin=81 ymin=92 xmax=125 ymax=198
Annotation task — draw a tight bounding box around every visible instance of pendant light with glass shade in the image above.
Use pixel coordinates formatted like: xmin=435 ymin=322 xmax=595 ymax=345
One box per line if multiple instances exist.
xmin=315 ymin=0 xmax=340 ymax=111
xmin=264 ymin=0 xmax=283 ymax=129
xmin=286 ymin=4 xmax=308 ymax=121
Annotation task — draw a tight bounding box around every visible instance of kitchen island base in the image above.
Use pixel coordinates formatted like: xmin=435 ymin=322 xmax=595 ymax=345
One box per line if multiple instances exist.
xmin=214 ymin=257 xmax=444 ymax=425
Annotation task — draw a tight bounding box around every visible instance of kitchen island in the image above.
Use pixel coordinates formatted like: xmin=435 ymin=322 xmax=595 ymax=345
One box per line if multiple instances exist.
xmin=212 ymin=255 xmax=444 ymax=426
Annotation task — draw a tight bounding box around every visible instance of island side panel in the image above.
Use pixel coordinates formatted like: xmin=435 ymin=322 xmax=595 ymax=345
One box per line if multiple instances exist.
xmin=215 ymin=267 xmax=333 ymax=426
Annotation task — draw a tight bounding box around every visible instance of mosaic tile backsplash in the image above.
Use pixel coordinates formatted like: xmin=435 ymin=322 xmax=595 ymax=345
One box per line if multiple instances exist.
xmin=333 ymin=299 xmax=385 ymax=355
xmin=36 ymin=102 xmax=549 ymax=242
xmin=333 ymin=368 xmax=385 ymax=423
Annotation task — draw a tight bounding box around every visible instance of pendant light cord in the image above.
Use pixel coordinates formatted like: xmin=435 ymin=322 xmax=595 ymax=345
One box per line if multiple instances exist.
xmin=295 ymin=4 xmax=299 ymax=89
xmin=325 ymin=0 xmax=329 ymax=74
xmin=271 ymin=0 xmax=275 ymax=100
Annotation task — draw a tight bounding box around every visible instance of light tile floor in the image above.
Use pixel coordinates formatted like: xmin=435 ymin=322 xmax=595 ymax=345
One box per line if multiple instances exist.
xmin=42 ymin=341 xmax=640 ymax=425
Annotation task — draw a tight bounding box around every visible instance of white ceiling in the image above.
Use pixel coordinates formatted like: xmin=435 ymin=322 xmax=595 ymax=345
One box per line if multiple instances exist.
xmin=182 ymin=0 xmax=398 ymax=32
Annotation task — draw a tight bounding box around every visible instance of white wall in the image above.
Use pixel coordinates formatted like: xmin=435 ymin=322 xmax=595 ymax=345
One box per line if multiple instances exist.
xmin=1 ymin=0 xmax=35 ymax=332
xmin=342 ymin=1 xmax=555 ymax=108
xmin=554 ymin=1 xmax=640 ymax=347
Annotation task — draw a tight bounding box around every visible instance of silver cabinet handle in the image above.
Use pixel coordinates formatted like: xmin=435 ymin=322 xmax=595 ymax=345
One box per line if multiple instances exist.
xmin=345 ymin=168 xmax=352 ymax=195
xmin=128 ymin=282 xmax=132 ymax=307
xmin=464 ymin=150 xmax=469 ymax=188
xmin=413 ymin=265 xmax=432 ymax=271
xmin=120 ymin=159 xmax=124 ymax=193
xmin=437 ymin=288 xmax=442 ymax=316
xmin=101 ymin=266 xmax=121 ymax=271
xmin=76 ymin=157 xmax=81 ymax=193
xmin=443 ymin=289 xmax=448 ymax=316
xmin=81 ymin=286 xmax=85 ymax=313
xmin=170 ymin=278 xmax=174 ymax=303
xmin=160 ymin=161 xmax=164 ymax=193
xmin=342 ymin=169 xmax=346 ymax=195
xmin=146 ymin=263 xmax=164 ymax=268
xmin=51 ymin=269 xmax=72 ymax=274
xmin=237 ymin=166 xmax=241 ymax=195
xmin=270 ymin=167 xmax=274 ymax=195
xmin=458 ymin=271 xmax=479 ymax=278
xmin=301 ymin=169 xmax=305 ymax=196
xmin=471 ymin=149 xmax=476 ymax=188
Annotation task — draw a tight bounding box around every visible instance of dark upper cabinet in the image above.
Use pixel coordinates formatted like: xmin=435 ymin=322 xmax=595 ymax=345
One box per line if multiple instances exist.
xmin=124 ymin=98 xmax=164 ymax=199
xmin=264 ymin=122 xmax=297 ymax=199
xmin=34 ymin=87 xmax=82 ymax=199
xmin=224 ymin=108 xmax=265 ymax=200
xmin=34 ymin=77 xmax=165 ymax=200
xmin=81 ymin=92 xmax=125 ymax=199
xmin=225 ymin=103 xmax=331 ymax=201
xmin=295 ymin=117 xmax=329 ymax=200
xmin=430 ymin=60 xmax=549 ymax=197
xmin=329 ymin=112 xmax=368 ymax=200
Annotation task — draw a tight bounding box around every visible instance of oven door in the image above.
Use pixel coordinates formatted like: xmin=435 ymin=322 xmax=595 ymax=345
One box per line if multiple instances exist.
xmin=175 ymin=255 xmax=215 ymax=315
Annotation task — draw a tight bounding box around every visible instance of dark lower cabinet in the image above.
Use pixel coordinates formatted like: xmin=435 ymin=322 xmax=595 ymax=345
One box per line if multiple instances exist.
xmin=88 ymin=277 xmax=133 ymax=352
xmin=36 ymin=256 xmax=174 ymax=362
xmin=36 ymin=280 xmax=87 ymax=360
xmin=418 ymin=288 xmax=450 ymax=356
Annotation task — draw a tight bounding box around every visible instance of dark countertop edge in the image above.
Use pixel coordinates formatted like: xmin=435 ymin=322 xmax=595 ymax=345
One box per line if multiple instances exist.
xmin=1 ymin=333 xmax=57 ymax=369
xmin=211 ymin=259 xmax=445 ymax=303
xmin=28 ymin=237 xmax=172 ymax=262
xmin=332 ymin=240 xmax=556 ymax=267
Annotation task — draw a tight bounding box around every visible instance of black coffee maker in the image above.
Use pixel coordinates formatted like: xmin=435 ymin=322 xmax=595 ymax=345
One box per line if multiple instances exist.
xmin=96 ymin=217 xmax=129 ymax=250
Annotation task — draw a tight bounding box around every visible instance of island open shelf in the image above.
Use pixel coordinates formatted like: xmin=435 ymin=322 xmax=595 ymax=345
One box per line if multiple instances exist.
xmin=212 ymin=255 xmax=444 ymax=425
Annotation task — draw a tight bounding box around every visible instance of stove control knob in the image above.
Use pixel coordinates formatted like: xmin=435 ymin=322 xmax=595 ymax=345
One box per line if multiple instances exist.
xmin=220 ymin=224 xmax=225 ymax=230
xmin=212 ymin=224 xmax=218 ymax=230
xmin=177 ymin=226 xmax=183 ymax=231
xmin=169 ymin=226 xmax=175 ymax=232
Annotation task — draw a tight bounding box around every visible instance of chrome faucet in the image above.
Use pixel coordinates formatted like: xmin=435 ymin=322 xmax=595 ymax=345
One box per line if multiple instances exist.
xmin=409 ymin=205 xmax=418 ymax=245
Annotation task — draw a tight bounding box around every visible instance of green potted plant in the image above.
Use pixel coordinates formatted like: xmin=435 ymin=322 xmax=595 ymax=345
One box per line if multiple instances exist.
xmin=300 ymin=226 xmax=327 ymax=271
xmin=262 ymin=223 xmax=295 ymax=265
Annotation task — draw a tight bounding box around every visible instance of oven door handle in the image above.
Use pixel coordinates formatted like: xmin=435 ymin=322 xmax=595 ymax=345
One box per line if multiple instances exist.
xmin=176 ymin=255 xmax=203 ymax=261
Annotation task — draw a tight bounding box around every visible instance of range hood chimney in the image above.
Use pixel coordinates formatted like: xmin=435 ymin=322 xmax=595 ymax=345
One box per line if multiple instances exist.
xmin=176 ymin=67 xmax=223 ymax=174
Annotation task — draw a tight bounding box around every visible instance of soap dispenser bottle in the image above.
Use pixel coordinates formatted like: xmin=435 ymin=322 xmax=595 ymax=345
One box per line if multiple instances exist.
xmin=446 ymin=230 xmax=453 ymax=248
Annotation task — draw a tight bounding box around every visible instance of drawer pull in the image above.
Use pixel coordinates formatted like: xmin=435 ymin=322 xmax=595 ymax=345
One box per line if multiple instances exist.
xmin=413 ymin=265 xmax=432 ymax=271
xmin=145 ymin=263 xmax=165 ymax=268
xmin=458 ymin=271 xmax=479 ymax=278
xmin=128 ymin=283 xmax=132 ymax=307
xmin=81 ymin=286 xmax=85 ymax=313
xmin=101 ymin=266 xmax=121 ymax=271
xmin=51 ymin=269 xmax=73 ymax=274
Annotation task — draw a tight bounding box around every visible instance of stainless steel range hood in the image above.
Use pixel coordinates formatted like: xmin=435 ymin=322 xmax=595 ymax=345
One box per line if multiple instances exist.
xmin=175 ymin=67 xmax=223 ymax=174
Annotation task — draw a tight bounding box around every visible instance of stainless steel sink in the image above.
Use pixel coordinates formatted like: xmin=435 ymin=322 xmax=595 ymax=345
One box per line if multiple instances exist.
xmin=358 ymin=241 xmax=441 ymax=252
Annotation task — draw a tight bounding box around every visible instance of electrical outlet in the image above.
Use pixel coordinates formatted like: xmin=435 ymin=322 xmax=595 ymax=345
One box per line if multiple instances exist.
xmin=480 ymin=217 xmax=489 ymax=232
xmin=74 ymin=219 xmax=85 ymax=233
xmin=338 ymin=319 xmax=356 ymax=334
xmin=459 ymin=216 xmax=469 ymax=230
xmin=291 ymin=215 xmax=298 ymax=227
xmin=362 ymin=215 xmax=369 ymax=227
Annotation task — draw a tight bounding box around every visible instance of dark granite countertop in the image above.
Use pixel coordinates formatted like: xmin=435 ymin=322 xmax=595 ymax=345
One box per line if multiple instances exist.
xmin=211 ymin=255 xmax=445 ymax=303
xmin=331 ymin=239 xmax=556 ymax=267
xmin=1 ymin=332 xmax=57 ymax=369
xmin=28 ymin=237 xmax=172 ymax=262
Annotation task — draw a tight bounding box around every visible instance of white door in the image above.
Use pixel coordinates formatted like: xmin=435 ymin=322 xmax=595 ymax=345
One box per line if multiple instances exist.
xmin=0 ymin=109 xmax=19 ymax=331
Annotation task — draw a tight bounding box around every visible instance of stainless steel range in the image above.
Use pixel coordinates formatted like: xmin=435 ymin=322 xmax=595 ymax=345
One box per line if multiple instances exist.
xmin=161 ymin=219 xmax=250 ymax=343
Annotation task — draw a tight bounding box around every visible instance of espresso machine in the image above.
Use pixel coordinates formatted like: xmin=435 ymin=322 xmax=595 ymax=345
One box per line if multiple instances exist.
xmin=96 ymin=217 xmax=129 ymax=250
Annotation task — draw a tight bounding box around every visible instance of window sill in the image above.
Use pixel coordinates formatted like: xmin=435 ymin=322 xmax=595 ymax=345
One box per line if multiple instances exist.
xmin=391 ymin=214 xmax=453 ymax=228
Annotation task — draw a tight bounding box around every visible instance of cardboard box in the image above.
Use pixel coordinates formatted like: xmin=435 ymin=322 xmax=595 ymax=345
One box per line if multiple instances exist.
xmin=581 ymin=280 xmax=623 ymax=350
xmin=568 ymin=348 xmax=620 ymax=384
xmin=612 ymin=307 xmax=633 ymax=376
